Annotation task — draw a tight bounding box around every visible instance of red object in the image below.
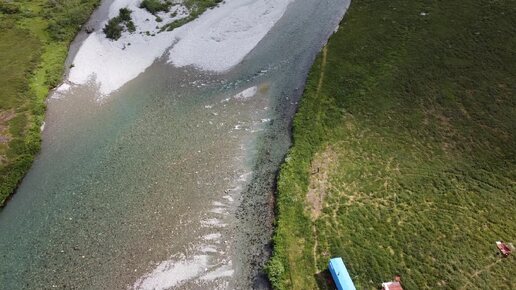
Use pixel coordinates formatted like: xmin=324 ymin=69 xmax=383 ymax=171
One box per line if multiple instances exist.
xmin=382 ymin=282 xmax=403 ymax=290
xmin=496 ymin=241 xmax=511 ymax=257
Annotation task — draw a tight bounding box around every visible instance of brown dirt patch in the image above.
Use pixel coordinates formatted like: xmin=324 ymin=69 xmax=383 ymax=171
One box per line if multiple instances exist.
xmin=0 ymin=109 xmax=16 ymax=123
xmin=306 ymin=145 xmax=337 ymax=220
xmin=0 ymin=109 xmax=15 ymax=144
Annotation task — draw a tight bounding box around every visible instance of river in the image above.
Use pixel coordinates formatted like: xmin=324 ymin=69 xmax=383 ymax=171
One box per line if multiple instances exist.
xmin=0 ymin=0 xmax=349 ymax=289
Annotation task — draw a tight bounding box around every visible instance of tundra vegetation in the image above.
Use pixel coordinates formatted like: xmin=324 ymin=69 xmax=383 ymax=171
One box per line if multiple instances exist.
xmin=140 ymin=0 xmax=172 ymax=15
xmin=0 ymin=0 xmax=100 ymax=206
xmin=160 ymin=0 xmax=222 ymax=32
xmin=103 ymin=8 xmax=135 ymax=40
xmin=268 ymin=0 xmax=515 ymax=289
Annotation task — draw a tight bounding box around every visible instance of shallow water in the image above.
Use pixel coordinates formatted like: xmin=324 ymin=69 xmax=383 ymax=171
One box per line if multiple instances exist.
xmin=0 ymin=0 xmax=349 ymax=289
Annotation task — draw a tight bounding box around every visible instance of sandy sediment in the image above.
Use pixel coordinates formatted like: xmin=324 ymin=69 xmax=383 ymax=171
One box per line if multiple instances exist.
xmin=168 ymin=0 xmax=294 ymax=72
xmin=64 ymin=0 xmax=293 ymax=96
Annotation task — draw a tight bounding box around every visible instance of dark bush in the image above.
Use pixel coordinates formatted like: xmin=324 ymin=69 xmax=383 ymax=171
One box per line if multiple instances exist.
xmin=126 ymin=20 xmax=136 ymax=32
xmin=119 ymin=8 xmax=132 ymax=22
xmin=48 ymin=21 xmax=67 ymax=41
xmin=103 ymin=17 xmax=123 ymax=40
xmin=103 ymin=8 xmax=135 ymax=40
xmin=0 ymin=2 xmax=20 ymax=14
xmin=140 ymin=0 xmax=171 ymax=15
xmin=45 ymin=1 xmax=96 ymax=41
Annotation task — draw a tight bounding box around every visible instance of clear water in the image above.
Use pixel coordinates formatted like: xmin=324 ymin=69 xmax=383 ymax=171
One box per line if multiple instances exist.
xmin=0 ymin=0 xmax=349 ymax=289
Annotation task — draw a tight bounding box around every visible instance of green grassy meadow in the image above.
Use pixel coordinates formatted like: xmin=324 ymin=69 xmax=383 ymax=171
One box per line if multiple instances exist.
xmin=160 ymin=0 xmax=222 ymax=31
xmin=268 ymin=0 xmax=515 ymax=289
xmin=0 ymin=0 xmax=100 ymax=206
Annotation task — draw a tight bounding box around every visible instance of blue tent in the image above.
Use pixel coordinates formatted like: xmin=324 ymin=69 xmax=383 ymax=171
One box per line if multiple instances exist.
xmin=328 ymin=257 xmax=356 ymax=290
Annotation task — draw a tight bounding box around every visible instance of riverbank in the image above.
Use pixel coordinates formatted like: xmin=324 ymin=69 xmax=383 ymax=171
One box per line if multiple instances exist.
xmin=0 ymin=0 xmax=101 ymax=206
xmin=269 ymin=0 xmax=515 ymax=289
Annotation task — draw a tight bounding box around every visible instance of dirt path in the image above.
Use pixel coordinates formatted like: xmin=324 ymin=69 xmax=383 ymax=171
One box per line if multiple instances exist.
xmin=460 ymin=258 xmax=503 ymax=289
xmin=312 ymin=225 xmax=319 ymax=271
xmin=316 ymin=45 xmax=328 ymax=97
xmin=311 ymin=45 xmax=328 ymax=272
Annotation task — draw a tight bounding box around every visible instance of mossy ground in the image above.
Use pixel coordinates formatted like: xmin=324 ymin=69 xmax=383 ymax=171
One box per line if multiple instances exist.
xmin=0 ymin=0 xmax=100 ymax=206
xmin=269 ymin=0 xmax=515 ymax=289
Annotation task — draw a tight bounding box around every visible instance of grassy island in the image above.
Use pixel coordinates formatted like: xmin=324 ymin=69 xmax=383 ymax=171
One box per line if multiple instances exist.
xmin=269 ymin=0 xmax=515 ymax=289
xmin=0 ymin=0 xmax=100 ymax=206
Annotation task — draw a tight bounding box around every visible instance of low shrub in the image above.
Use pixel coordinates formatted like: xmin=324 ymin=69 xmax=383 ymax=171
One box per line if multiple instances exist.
xmin=140 ymin=0 xmax=171 ymax=15
xmin=103 ymin=8 xmax=135 ymax=40
xmin=0 ymin=2 xmax=20 ymax=14
xmin=103 ymin=17 xmax=123 ymax=40
xmin=266 ymin=257 xmax=286 ymax=290
xmin=126 ymin=20 xmax=136 ymax=32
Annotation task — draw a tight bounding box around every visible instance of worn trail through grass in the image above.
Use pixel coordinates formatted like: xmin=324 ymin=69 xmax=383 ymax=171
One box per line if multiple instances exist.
xmin=309 ymin=41 xmax=329 ymax=272
xmin=316 ymin=45 xmax=328 ymax=98
xmin=460 ymin=257 xmax=507 ymax=290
